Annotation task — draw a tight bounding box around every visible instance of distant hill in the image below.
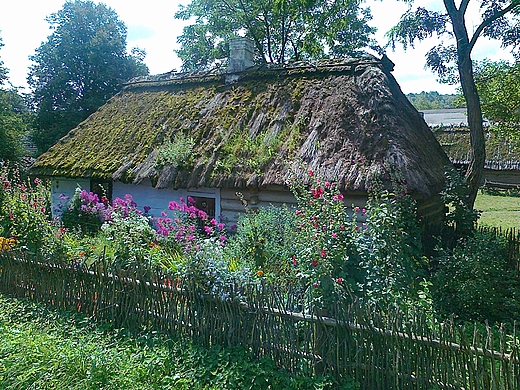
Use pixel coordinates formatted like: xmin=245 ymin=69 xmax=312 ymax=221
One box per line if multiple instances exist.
xmin=406 ymin=91 xmax=461 ymax=110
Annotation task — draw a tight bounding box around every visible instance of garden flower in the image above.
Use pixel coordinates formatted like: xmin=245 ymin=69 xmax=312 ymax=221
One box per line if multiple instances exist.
xmin=256 ymin=270 xmax=264 ymax=277
xmin=311 ymin=259 xmax=318 ymax=267
xmin=311 ymin=187 xmax=324 ymax=199
xmin=203 ymin=226 xmax=214 ymax=235
xmin=336 ymin=278 xmax=343 ymax=284
xmin=313 ymin=282 xmax=320 ymax=288
xmin=292 ymin=255 xmax=297 ymax=266
xmin=143 ymin=205 xmax=151 ymax=213
xmin=308 ymin=169 xmax=314 ymax=176
xmin=332 ymin=232 xmax=337 ymax=239
xmin=321 ymin=250 xmax=327 ymax=258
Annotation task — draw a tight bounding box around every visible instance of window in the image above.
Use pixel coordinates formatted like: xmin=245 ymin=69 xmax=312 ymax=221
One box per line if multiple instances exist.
xmin=90 ymin=179 xmax=113 ymax=202
xmin=191 ymin=196 xmax=216 ymax=219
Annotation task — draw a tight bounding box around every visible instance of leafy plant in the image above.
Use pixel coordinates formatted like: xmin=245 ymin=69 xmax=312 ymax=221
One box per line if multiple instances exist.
xmin=0 ymin=165 xmax=51 ymax=254
xmin=432 ymin=230 xmax=520 ymax=324
xmin=155 ymin=137 xmax=195 ymax=170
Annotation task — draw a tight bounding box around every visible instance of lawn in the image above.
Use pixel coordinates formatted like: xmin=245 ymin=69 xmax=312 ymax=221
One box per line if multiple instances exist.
xmin=0 ymin=294 xmax=339 ymax=390
xmin=475 ymin=192 xmax=520 ymax=229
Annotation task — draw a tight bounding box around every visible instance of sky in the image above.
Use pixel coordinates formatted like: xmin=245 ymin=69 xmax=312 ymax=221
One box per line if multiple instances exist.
xmin=0 ymin=0 xmax=515 ymax=95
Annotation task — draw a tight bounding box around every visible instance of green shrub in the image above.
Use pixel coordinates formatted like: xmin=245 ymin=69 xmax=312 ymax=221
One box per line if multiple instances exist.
xmin=0 ymin=165 xmax=52 ymax=254
xmin=224 ymin=204 xmax=299 ymax=282
xmin=432 ymin=230 xmax=520 ymax=323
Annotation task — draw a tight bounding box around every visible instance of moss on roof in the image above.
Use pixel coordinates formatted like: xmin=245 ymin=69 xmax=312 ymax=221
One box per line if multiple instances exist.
xmin=31 ymin=57 xmax=451 ymax=197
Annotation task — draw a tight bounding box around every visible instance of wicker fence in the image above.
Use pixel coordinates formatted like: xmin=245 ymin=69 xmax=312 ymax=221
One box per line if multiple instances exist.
xmin=0 ymin=252 xmax=519 ymax=390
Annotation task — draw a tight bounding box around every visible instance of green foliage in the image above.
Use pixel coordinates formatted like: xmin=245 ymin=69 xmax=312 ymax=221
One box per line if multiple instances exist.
xmin=474 ymin=60 xmax=520 ymax=139
xmin=406 ymin=91 xmax=459 ymax=110
xmin=156 ymin=137 xmax=195 ymax=169
xmin=0 ymin=165 xmax=52 ymax=254
xmin=0 ymin=89 xmax=26 ymax=162
xmin=28 ymin=0 xmax=149 ymax=154
xmin=0 ymin=294 xmax=349 ymax=389
xmin=0 ymin=37 xmax=30 ymax=162
xmin=387 ymin=2 xmax=520 ymax=86
xmin=432 ymin=230 xmax=520 ymax=324
xmin=224 ymin=203 xmax=299 ymax=281
xmin=288 ymin=168 xmax=425 ymax=309
xmin=175 ymin=0 xmax=377 ymax=71
xmin=440 ymin=168 xmax=479 ymax=237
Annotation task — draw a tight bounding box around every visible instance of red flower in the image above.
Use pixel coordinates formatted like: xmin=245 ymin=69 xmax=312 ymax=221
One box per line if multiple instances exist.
xmin=311 ymin=187 xmax=324 ymax=199
xmin=311 ymin=259 xmax=318 ymax=267
xmin=336 ymin=278 xmax=343 ymax=284
xmin=320 ymin=250 xmax=327 ymax=258
xmin=292 ymin=255 xmax=297 ymax=266
xmin=308 ymin=169 xmax=314 ymax=176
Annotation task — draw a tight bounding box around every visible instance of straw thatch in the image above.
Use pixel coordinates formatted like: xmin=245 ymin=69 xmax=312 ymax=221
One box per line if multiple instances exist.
xmin=434 ymin=126 xmax=520 ymax=187
xmin=31 ymin=56 xmax=450 ymax=199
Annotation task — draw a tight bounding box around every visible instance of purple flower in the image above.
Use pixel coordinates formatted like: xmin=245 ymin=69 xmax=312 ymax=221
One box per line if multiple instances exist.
xmin=143 ymin=205 xmax=151 ymax=213
xmin=203 ymin=226 xmax=214 ymax=235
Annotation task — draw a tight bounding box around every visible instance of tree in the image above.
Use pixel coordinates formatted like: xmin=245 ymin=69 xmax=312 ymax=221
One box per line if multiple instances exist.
xmin=174 ymin=0 xmax=377 ymax=71
xmin=406 ymin=91 xmax=459 ymax=110
xmin=28 ymin=0 xmax=149 ymax=154
xmin=0 ymin=36 xmax=27 ymax=162
xmin=474 ymin=60 xmax=520 ymax=139
xmin=387 ymin=0 xmax=520 ymax=208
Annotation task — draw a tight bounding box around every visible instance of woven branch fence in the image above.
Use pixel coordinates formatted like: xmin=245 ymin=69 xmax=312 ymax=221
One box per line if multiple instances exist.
xmin=0 ymin=251 xmax=519 ymax=390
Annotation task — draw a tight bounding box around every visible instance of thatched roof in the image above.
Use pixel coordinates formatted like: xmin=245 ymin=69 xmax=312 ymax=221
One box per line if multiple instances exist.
xmin=31 ymin=56 xmax=451 ymax=197
xmin=434 ymin=127 xmax=520 ymax=171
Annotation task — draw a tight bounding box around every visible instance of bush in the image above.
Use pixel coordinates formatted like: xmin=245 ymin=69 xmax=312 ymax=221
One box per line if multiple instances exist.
xmin=432 ymin=230 xmax=520 ymax=323
xmin=0 ymin=165 xmax=52 ymax=254
xmin=224 ymin=204 xmax=299 ymax=282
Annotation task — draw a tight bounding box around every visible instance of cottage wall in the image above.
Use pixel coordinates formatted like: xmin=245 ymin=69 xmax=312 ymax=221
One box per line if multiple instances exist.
xmin=50 ymin=177 xmax=90 ymax=217
xmin=220 ymin=186 xmax=368 ymax=226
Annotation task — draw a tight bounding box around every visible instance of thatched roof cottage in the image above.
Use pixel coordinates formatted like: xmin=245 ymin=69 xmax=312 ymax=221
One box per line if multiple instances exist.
xmin=31 ymin=45 xmax=451 ymax=226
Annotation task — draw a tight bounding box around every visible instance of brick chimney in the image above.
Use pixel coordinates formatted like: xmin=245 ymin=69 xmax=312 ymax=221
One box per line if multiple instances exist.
xmin=228 ymin=37 xmax=255 ymax=73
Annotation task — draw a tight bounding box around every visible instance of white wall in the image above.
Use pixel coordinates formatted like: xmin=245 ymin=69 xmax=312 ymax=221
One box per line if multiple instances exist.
xmin=113 ymin=182 xmax=221 ymax=220
xmin=50 ymin=177 xmax=90 ymax=217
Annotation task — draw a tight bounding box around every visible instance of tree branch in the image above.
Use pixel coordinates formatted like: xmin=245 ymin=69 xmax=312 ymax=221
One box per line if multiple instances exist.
xmin=469 ymin=1 xmax=520 ymax=52
xmin=459 ymin=0 xmax=470 ymax=14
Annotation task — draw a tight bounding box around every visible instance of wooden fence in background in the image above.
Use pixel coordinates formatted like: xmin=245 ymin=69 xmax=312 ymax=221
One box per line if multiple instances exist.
xmin=0 ymin=252 xmax=519 ymax=390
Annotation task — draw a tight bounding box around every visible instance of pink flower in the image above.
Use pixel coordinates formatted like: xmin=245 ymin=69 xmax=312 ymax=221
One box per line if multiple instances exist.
xmin=320 ymin=250 xmax=327 ymax=258
xmin=313 ymin=282 xmax=320 ymax=288
xmin=203 ymin=226 xmax=214 ymax=235
xmin=311 ymin=187 xmax=324 ymax=199
xmin=336 ymin=278 xmax=343 ymax=284
xmin=308 ymin=169 xmax=314 ymax=176
xmin=292 ymin=255 xmax=297 ymax=266
xmin=332 ymin=232 xmax=337 ymax=239
xmin=210 ymin=218 xmax=217 ymax=226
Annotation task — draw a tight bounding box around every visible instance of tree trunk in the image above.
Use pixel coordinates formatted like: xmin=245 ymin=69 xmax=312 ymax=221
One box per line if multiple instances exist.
xmin=447 ymin=3 xmax=486 ymax=209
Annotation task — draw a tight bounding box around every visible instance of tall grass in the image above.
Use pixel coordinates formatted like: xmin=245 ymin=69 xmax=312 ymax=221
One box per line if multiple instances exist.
xmin=0 ymin=294 xmax=344 ymax=390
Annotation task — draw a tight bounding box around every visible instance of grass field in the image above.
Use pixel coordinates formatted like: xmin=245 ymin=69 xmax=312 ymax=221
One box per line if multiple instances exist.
xmin=0 ymin=294 xmax=346 ymax=390
xmin=475 ymin=192 xmax=520 ymax=229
